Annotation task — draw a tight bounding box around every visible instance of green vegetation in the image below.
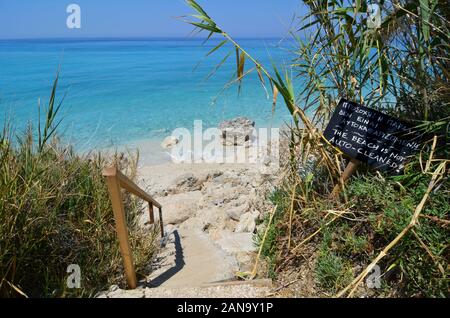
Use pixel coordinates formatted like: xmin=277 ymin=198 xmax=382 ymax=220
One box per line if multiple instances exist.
xmin=254 ymin=190 xmax=289 ymax=279
xmin=184 ymin=0 xmax=449 ymax=297
xmin=0 ymin=74 xmax=158 ymax=297
xmin=315 ymin=246 xmax=353 ymax=293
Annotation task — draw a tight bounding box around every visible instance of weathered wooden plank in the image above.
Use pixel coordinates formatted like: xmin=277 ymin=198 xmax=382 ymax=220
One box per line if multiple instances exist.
xmin=104 ymin=173 xmax=137 ymax=289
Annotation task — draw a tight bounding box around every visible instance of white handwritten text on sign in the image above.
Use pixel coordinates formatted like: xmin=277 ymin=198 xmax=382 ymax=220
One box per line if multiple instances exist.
xmin=324 ymin=99 xmax=421 ymax=173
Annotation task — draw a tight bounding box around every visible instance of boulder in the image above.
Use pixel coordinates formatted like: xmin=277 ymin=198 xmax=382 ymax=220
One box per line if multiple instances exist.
xmin=184 ymin=205 xmax=238 ymax=233
xmin=235 ymin=211 xmax=259 ymax=233
xmin=225 ymin=203 xmax=250 ymax=221
xmin=200 ymin=183 xmax=245 ymax=207
xmin=206 ymin=170 xmax=224 ymax=180
xmin=156 ymin=191 xmax=202 ymax=225
xmin=161 ymin=136 xmax=179 ymax=149
xmin=169 ymin=173 xmax=201 ymax=193
xmin=219 ymin=117 xmax=255 ymax=146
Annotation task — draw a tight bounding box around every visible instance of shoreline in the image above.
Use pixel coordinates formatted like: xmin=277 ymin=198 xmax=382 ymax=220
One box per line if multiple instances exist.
xmin=95 ymin=118 xmax=292 ymax=168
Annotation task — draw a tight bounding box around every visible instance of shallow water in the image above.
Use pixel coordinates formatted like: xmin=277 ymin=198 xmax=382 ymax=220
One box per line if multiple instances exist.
xmin=0 ymin=38 xmax=295 ymax=155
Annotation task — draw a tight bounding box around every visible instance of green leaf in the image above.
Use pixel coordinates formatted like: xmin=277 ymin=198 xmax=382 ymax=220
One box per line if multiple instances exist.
xmin=206 ymin=39 xmax=228 ymax=56
xmin=188 ymin=22 xmax=221 ymax=33
xmin=206 ymin=50 xmax=233 ymax=80
xmin=186 ymin=0 xmax=211 ymax=19
xmin=420 ymin=0 xmax=431 ymax=42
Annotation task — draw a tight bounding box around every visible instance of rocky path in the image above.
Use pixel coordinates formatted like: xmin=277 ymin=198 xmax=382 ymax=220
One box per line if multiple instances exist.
xmin=142 ymin=161 xmax=277 ymax=283
xmin=100 ymin=117 xmax=281 ymax=297
xmin=147 ymin=228 xmax=238 ymax=288
xmin=98 ymin=160 xmax=278 ymax=298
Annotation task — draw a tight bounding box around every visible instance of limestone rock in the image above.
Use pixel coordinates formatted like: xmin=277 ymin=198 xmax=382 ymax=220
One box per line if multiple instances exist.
xmin=156 ymin=191 xmax=202 ymax=225
xmin=169 ymin=173 xmax=201 ymax=193
xmin=206 ymin=170 xmax=224 ymax=180
xmin=234 ymin=252 xmax=255 ymax=272
xmin=161 ymin=136 xmax=179 ymax=149
xmin=181 ymin=206 xmax=225 ymax=232
xmin=219 ymin=117 xmax=255 ymax=146
xmin=235 ymin=211 xmax=259 ymax=233
xmin=200 ymin=183 xmax=244 ymax=207
xmin=225 ymin=203 xmax=249 ymax=221
xmin=109 ymin=284 xmax=119 ymax=292
xmin=214 ymin=231 xmax=257 ymax=254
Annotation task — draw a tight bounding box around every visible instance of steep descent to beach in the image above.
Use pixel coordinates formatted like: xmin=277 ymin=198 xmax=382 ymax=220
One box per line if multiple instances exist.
xmin=99 ymin=161 xmax=278 ymax=298
xmin=99 ymin=117 xmax=282 ymax=297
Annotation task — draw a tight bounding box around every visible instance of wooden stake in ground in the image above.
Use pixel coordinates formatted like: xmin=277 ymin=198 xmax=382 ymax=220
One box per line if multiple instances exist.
xmin=331 ymin=159 xmax=360 ymax=198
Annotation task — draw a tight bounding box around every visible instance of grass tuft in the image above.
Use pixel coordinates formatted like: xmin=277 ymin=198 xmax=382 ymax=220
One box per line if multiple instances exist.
xmin=0 ymin=74 xmax=158 ymax=298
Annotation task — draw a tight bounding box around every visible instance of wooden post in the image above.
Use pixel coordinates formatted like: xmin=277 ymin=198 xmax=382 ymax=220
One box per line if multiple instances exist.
xmin=103 ymin=168 xmax=137 ymax=289
xmin=158 ymin=207 xmax=164 ymax=238
xmin=148 ymin=202 xmax=154 ymax=224
xmin=331 ymin=159 xmax=360 ymax=198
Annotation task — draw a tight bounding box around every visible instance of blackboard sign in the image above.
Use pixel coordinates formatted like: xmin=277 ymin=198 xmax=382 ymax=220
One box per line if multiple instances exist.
xmin=324 ymin=99 xmax=422 ymax=173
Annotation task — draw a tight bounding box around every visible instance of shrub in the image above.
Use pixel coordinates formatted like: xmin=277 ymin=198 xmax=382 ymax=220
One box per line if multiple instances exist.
xmin=315 ymin=247 xmax=353 ymax=293
xmin=0 ymin=75 xmax=158 ymax=297
xmin=181 ymin=0 xmax=449 ymax=297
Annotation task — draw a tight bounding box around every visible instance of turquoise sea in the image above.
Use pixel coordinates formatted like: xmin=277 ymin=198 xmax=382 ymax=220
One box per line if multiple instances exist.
xmin=0 ymin=38 xmax=294 ymax=158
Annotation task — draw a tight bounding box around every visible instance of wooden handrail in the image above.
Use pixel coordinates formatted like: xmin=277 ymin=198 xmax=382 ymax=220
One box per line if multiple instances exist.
xmin=103 ymin=165 xmax=164 ymax=289
xmin=103 ymin=167 xmax=162 ymax=208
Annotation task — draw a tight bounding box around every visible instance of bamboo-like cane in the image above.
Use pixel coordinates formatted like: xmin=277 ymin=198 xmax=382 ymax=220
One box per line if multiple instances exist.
xmin=287 ymin=183 xmax=298 ymax=250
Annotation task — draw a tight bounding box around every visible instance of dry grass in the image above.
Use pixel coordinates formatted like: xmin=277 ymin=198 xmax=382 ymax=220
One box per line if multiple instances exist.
xmin=0 ymin=75 xmax=159 ymax=298
xmin=183 ymin=0 xmax=449 ymax=297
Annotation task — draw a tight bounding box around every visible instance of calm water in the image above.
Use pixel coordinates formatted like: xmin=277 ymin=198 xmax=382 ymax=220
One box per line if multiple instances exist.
xmin=0 ymin=38 xmax=294 ymax=152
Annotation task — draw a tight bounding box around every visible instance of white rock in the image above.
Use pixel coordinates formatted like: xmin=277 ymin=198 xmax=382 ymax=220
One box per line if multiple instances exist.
xmin=200 ymin=184 xmax=244 ymax=207
xmin=235 ymin=211 xmax=259 ymax=233
xmin=234 ymin=252 xmax=254 ymax=272
xmin=259 ymin=165 xmax=272 ymax=176
xmin=169 ymin=173 xmax=201 ymax=193
xmin=215 ymin=231 xmax=257 ymax=253
xmin=206 ymin=170 xmax=224 ymax=180
xmin=164 ymin=224 xmax=176 ymax=234
xmin=156 ymin=191 xmax=202 ymax=225
xmin=225 ymin=203 xmax=249 ymax=221
xmin=161 ymin=136 xmax=179 ymax=149
xmin=219 ymin=117 xmax=255 ymax=146
xmin=262 ymin=156 xmax=272 ymax=166
xmin=203 ymin=205 xmax=225 ymax=220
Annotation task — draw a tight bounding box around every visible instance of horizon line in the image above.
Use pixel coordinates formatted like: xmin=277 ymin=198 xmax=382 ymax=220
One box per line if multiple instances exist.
xmin=0 ymin=35 xmax=293 ymax=41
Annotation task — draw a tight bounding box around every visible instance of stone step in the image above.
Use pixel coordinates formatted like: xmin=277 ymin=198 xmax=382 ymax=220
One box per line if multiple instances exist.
xmin=102 ymin=280 xmax=272 ymax=298
xmin=146 ymin=228 xmax=238 ymax=288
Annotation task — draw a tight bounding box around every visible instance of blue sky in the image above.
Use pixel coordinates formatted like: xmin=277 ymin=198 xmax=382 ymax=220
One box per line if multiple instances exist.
xmin=0 ymin=0 xmax=303 ymax=39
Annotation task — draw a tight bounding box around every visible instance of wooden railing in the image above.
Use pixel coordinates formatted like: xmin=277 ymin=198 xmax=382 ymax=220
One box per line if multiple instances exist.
xmin=103 ymin=166 xmax=164 ymax=289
